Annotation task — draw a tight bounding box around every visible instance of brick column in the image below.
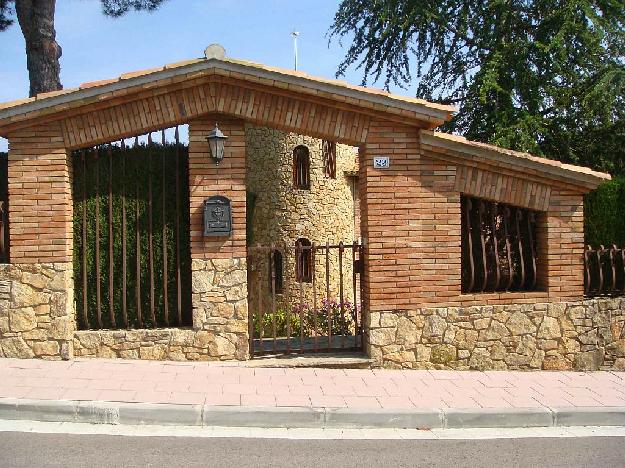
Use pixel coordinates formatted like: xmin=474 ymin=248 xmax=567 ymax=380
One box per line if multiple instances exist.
xmin=187 ymin=117 xmax=248 ymax=359
xmin=359 ymin=121 xmax=428 ymax=312
xmin=544 ymin=189 xmax=585 ymax=300
xmin=0 ymin=121 xmax=74 ymax=359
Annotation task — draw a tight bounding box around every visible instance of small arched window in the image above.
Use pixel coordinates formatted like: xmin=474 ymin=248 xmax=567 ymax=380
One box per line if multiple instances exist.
xmin=269 ymin=250 xmax=283 ymax=294
xmin=293 ymin=145 xmax=310 ymax=190
xmin=295 ymin=238 xmax=313 ymax=283
xmin=322 ymin=140 xmax=336 ymax=179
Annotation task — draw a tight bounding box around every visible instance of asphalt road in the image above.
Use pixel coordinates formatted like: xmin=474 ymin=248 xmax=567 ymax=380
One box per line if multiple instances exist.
xmin=1 ymin=432 xmax=624 ymax=467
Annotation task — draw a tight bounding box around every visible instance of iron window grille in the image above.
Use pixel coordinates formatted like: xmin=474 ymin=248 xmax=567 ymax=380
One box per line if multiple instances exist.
xmin=461 ymin=195 xmax=540 ymax=293
xmin=322 ymin=140 xmax=337 ymax=179
xmin=293 ymin=145 xmax=310 ymax=190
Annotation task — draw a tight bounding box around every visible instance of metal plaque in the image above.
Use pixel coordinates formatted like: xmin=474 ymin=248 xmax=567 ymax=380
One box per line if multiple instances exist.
xmin=203 ymin=195 xmax=232 ymax=237
xmin=373 ymin=156 xmax=390 ymax=169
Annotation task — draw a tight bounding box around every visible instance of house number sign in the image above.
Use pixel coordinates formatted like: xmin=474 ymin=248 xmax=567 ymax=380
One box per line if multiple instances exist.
xmin=373 ymin=156 xmax=390 ymax=169
xmin=203 ymin=195 xmax=232 ymax=237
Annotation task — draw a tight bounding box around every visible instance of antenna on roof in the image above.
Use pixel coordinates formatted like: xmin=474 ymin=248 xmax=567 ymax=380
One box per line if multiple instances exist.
xmin=291 ymin=30 xmax=300 ymax=71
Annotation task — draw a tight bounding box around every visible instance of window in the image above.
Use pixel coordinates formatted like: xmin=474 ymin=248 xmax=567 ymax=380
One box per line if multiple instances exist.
xmin=322 ymin=140 xmax=336 ymax=179
xmin=461 ymin=195 xmax=539 ymax=293
xmin=269 ymin=250 xmax=283 ymax=294
xmin=293 ymin=145 xmax=310 ymax=189
xmin=295 ymin=238 xmax=313 ymax=283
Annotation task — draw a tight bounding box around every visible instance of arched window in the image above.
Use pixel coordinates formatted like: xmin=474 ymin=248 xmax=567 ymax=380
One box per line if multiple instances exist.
xmin=293 ymin=145 xmax=310 ymax=190
xmin=322 ymin=140 xmax=336 ymax=179
xmin=269 ymin=250 xmax=283 ymax=294
xmin=295 ymin=238 xmax=313 ymax=283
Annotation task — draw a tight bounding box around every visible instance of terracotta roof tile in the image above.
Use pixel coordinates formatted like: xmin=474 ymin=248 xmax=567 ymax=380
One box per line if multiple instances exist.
xmin=421 ymin=131 xmax=611 ymax=189
xmin=0 ymin=54 xmax=457 ymax=122
xmin=35 ymin=88 xmax=79 ymax=100
xmin=79 ymin=78 xmax=119 ymax=89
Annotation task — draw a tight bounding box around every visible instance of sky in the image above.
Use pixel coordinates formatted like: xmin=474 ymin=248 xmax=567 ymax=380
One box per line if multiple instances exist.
xmin=0 ymin=0 xmax=418 ymax=152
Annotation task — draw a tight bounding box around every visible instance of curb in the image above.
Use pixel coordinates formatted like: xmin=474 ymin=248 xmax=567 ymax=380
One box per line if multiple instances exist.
xmin=1 ymin=398 xmax=624 ymax=430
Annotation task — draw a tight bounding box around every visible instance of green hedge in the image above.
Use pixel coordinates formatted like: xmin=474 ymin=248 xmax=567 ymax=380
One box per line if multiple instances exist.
xmin=584 ymin=176 xmax=625 ymax=248
xmin=72 ymin=143 xmax=192 ymax=330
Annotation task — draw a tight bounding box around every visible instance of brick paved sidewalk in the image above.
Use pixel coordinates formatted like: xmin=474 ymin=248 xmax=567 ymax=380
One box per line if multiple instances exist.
xmin=0 ymin=358 xmax=624 ymax=410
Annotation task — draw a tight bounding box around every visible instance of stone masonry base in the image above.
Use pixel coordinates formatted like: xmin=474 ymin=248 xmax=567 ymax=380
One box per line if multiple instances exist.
xmin=368 ymin=298 xmax=625 ymax=371
xmin=73 ymin=258 xmax=248 ymax=361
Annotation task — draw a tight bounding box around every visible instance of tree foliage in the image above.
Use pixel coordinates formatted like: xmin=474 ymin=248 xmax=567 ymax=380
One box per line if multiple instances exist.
xmin=0 ymin=0 xmax=13 ymax=31
xmin=1 ymin=0 xmax=169 ymax=96
xmin=329 ymin=0 xmax=625 ymax=175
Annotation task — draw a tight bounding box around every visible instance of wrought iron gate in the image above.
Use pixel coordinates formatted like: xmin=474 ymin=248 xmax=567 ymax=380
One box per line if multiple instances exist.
xmin=247 ymin=241 xmax=364 ymax=356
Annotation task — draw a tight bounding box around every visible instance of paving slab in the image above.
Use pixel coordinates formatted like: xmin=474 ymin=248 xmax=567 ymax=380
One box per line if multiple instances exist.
xmin=0 ymin=358 xmax=623 ymax=429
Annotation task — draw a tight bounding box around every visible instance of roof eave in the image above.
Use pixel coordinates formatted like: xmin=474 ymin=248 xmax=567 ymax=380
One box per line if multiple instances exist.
xmin=0 ymin=59 xmax=454 ymax=134
xmin=420 ymin=131 xmax=611 ymax=193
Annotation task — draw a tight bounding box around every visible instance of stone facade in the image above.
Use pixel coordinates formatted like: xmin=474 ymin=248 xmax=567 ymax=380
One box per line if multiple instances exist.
xmin=245 ymin=126 xmax=358 ymax=309
xmin=368 ymin=298 xmax=625 ymax=371
xmin=74 ymin=258 xmax=248 ymax=360
xmin=0 ymin=263 xmax=74 ymax=360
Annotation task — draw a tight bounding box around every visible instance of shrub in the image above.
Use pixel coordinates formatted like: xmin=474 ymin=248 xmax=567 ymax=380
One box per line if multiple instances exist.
xmin=584 ymin=176 xmax=625 ymax=247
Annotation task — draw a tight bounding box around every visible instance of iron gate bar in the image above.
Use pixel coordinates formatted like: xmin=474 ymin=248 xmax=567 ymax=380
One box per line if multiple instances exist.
xmin=121 ymin=139 xmax=128 ymax=328
xmin=147 ymin=133 xmax=156 ymax=327
xmin=464 ymin=198 xmax=475 ymax=292
xmin=326 ymin=241 xmax=331 ymax=349
xmin=134 ymin=136 xmax=143 ymax=328
xmin=528 ymin=212 xmax=537 ymax=290
xmin=352 ymin=240 xmax=359 ymax=344
xmin=271 ymin=245 xmax=277 ymax=352
xmin=491 ymin=204 xmax=501 ymax=291
xmin=81 ymin=150 xmax=89 ymax=329
xmin=175 ymin=127 xmax=182 ymax=326
xmin=515 ymin=209 xmax=526 ymax=289
xmin=503 ymin=207 xmax=513 ymax=291
xmin=94 ymin=146 xmax=102 ymax=329
xmin=339 ymin=241 xmax=345 ymax=348
xmin=597 ymin=246 xmax=604 ymax=294
xmin=161 ymin=130 xmax=169 ymax=327
xmin=478 ymin=201 xmax=488 ymax=292
xmin=108 ymin=145 xmax=116 ymax=329
xmin=312 ymin=242 xmax=318 ymax=353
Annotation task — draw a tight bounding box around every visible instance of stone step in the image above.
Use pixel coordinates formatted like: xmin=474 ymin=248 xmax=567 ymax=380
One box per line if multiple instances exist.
xmin=245 ymin=353 xmax=373 ymax=369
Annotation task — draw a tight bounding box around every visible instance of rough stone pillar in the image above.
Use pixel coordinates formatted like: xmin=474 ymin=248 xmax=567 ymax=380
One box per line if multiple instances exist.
xmin=0 ymin=122 xmax=74 ymax=359
xmin=188 ymin=117 xmax=248 ymax=360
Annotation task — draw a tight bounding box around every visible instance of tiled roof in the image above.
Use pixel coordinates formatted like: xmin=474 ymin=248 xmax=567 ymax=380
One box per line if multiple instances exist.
xmin=420 ymin=130 xmax=611 ymax=191
xmin=0 ymin=55 xmax=455 ymax=127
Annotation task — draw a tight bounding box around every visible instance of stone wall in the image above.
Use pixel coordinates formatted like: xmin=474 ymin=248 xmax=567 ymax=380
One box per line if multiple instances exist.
xmin=368 ymin=298 xmax=625 ymax=370
xmin=246 ymin=126 xmax=358 ymax=310
xmin=0 ymin=263 xmax=74 ymax=360
xmin=74 ymin=258 xmax=248 ymax=361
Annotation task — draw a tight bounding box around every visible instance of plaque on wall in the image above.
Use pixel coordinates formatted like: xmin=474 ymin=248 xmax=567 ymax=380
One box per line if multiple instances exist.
xmin=203 ymin=195 xmax=232 ymax=237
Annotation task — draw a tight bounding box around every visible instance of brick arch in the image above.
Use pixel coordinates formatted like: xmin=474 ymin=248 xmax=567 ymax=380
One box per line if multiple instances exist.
xmin=61 ymin=79 xmax=373 ymax=150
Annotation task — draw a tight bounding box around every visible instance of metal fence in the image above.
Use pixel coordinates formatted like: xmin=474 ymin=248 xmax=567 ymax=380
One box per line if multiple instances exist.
xmin=72 ymin=127 xmax=192 ymax=330
xmin=247 ymin=241 xmax=364 ymax=356
xmin=584 ymin=245 xmax=625 ymax=297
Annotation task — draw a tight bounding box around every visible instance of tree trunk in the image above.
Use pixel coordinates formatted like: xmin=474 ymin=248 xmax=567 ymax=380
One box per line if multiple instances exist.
xmin=15 ymin=0 xmax=62 ymax=97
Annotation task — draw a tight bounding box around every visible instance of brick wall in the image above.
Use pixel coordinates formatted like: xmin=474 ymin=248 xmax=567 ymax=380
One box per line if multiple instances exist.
xmin=188 ymin=117 xmax=247 ymax=260
xmin=6 ymin=122 xmax=72 ymax=264
xmin=360 ymin=123 xmax=586 ymax=312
